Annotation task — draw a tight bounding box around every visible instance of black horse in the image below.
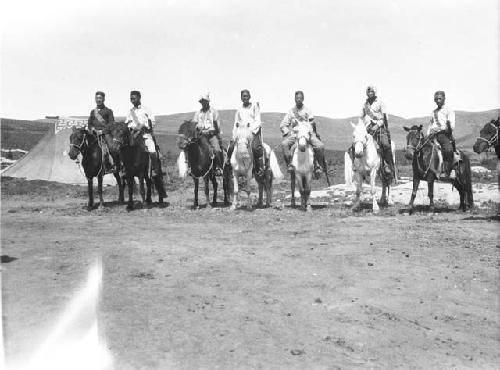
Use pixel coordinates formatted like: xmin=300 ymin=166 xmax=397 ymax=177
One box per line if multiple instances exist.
xmin=473 ymin=117 xmax=500 ymax=159
xmin=68 ymin=127 xmax=124 ymax=211
xmin=404 ymin=125 xmax=473 ymax=213
xmin=177 ymin=120 xmax=230 ymax=208
xmin=111 ymin=123 xmax=166 ymax=211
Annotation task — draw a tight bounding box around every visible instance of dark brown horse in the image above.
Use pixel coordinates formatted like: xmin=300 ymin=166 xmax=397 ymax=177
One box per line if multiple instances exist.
xmin=111 ymin=123 xmax=166 ymax=211
xmin=404 ymin=125 xmax=473 ymax=214
xmin=68 ymin=127 xmax=124 ymax=211
xmin=473 ymin=117 xmax=500 ymax=159
xmin=177 ymin=120 xmax=230 ymax=208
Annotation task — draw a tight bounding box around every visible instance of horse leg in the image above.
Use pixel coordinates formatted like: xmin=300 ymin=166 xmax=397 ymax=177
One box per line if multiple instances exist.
xmin=139 ymin=176 xmax=146 ymax=203
xmin=114 ymin=171 xmax=124 ymax=203
xmin=371 ymin=169 xmax=379 ymax=214
xmin=230 ymin=174 xmax=238 ymax=210
xmin=427 ymin=177 xmax=435 ymax=213
xmin=409 ymin=177 xmax=420 ymax=215
xmin=204 ymin=176 xmax=211 ymax=208
xmin=212 ymin=176 xmax=218 ymax=206
xmin=353 ymin=172 xmax=362 ymax=211
xmin=87 ymin=177 xmax=94 ymax=211
xmin=223 ymin=172 xmax=229 ymax=206
xmin=155 ymin=176 xmax=165 ymax=204
xmin=257 ymin=181 xmax=263 ymax=207
xmin=267 ymin=176 xmax=273 ymax=208
xmin=291 ymin=171 xmax=296 ymax=207
xmin=193 ymin=177 xmax=199 ymax=209
xmin=126 ymin=175 xmax=134 ymax=211
xmin=145 ymin=176 xmax=152 ymax=204
xmin=97 ymin=175 xmax=104 ymax=209
xmin=305 ymin=177 xmax=312 ymax=212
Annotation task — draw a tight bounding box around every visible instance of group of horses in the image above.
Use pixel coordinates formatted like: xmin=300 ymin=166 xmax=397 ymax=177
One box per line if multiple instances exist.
xmin=69 ymin=117 xmax=500 ymax=213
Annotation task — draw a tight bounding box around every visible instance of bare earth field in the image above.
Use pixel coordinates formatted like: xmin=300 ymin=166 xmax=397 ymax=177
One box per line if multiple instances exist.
xmin=1 ymin=176 xmax=499 ymax=369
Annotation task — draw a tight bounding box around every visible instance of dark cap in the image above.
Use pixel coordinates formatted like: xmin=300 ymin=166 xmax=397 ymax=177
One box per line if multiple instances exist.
xmin=95 ymin=91 xmax=105 ymax=98
xmin=434 ymin=90 xmax=445 ymax=97
xmin=130 ymin=90 xmax=141 ymax=97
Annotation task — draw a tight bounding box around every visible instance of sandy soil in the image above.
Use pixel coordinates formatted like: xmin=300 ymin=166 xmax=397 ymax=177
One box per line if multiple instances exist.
xmin=1 ymin=177 xmax=499 ymax=369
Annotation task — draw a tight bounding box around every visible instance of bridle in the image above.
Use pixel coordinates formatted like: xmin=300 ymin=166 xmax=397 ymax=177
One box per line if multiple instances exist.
xmin=476 ymin=121 xmax=499 ymax=148
xmin=69 ymin=131 xmax=88 ymax=153
xmin=405 ymin=129 xmax=426 ymax=153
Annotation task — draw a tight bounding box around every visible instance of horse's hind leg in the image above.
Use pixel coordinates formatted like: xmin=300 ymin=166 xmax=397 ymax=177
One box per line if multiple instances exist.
xmin=427 ymin=176 xmax=435 ymax=213
xmin=145 ymin=176 xmax=152 ymax=204
xmin=97 ymin=175 xmax=104 ymax=209
xmin=114 ymin=171 xmax=124 ymax=203
xmin=87 ymin=177 xmax=94 ymax=211
xmin=371 ymin=169 xmax=379 ymax=214
xmin=126 ymin=176 xmax=134 ymax=211
xmin=211 ymin=176 xmax=218 ymax=206
xmin=408 ymin=176 xmax=420 ymax=215
xmin=266 ymin=176 xmax=273 ymax=208
xmin=193 ymin=177 xmax=199 ymax=208
xmin=230 ymin=175 xmax=238 ymax=210
xmin=204 ymin=176 xmax=211 ymax=208
xmin=257 ymin=181 xmax=263 ymax=207
xmin=291 ymin=171 xmax=296 ymax=207
xmin=139 ymin=176 xmax=146 ymax=203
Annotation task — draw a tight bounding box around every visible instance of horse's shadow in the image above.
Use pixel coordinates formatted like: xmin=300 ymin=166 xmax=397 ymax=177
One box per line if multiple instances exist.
xmin=189 ymin=201 xmax=231 ymax=210
xmin=83 ymin=201 xmax=170 ymax=211
xmin=397 ymin=204 xmax=460 ymax=214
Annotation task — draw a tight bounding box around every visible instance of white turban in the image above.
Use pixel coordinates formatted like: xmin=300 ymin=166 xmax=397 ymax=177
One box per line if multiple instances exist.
xmin=199 ymin=92 xmax=210 ymax=102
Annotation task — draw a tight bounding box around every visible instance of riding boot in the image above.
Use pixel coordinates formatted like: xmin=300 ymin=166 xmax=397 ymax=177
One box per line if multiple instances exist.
xmin=215 ymin=152 xmax=224 ymax=176
xmin=284 ymin=153 xmax=293 ymax=173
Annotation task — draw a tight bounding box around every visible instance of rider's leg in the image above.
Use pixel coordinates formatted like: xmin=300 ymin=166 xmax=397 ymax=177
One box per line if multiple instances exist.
xmin=226 ymin=141 xmax=235 ymax=164
xmin=209 ymin=135 xmax=224 ymax=175
xmin=379 ymin=128 xmax=394 ymax=177
xmin=310 ymin=134 xmax=325 ymax=173
xmin=281 ymin=134 xmax=295 ymax=171
xmin=252 ymin=129 xmax=265 ymax=175
xmin=436 ymin=132 xmax=454 ymax=178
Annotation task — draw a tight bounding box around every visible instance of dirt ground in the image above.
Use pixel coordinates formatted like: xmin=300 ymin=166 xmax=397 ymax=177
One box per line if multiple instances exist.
xmin=1 ymin=176 xmax=499 ymax=369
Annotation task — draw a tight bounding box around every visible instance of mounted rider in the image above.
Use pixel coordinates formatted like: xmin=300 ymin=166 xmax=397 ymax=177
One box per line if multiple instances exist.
xmin=87 ymin=91 xmax=116 ymax=173
xmin=226 ymin=89 xmax=265 ymax=177
xmin=280 ymin=91 xmax=325 ymax=177
xmin=427 ymin=90 xmax=459 ymax=180
xmin=361 ymin=85 xmax=395 ymax=178
xmin=124 ymin=90 xmax=162 ymax=177
xmin=192 ymin=92 xmax=224 ymax=176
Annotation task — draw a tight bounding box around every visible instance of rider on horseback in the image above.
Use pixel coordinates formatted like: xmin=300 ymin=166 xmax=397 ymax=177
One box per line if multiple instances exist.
xmin=361 ymin=85 xmax=395 ymax=179
xmin=124 ymin=90 xmax=162 ymax=177
xmin=280 ymin=91 xmax=325 ymax=177
xmin=226 ymin=90 xmax=265 ymax=177
xmin=87 ymin=91 xmax=116 ymax=173
xmin=427 ymin=90 xmax=459 ymax=180
xmin=193 ymin=92 xmax=224 ymax=177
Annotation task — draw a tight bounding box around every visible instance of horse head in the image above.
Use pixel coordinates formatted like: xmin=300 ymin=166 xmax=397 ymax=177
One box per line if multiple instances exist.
xmin=68 ymin=127 xmax=88 ymax=160
xmin=177 ymin=120 xmax=198 ymax=150
xmin=110 ymin=122 xmax=130 ymax=151
xmin=403 ymin=124 xmax=424 ymax=160
xmin=234 ymin=124 xmax=253 ymax=161
xmin=473 ymin=117 xmax=499 ymax=154
xmin=351 ymin=118 xmax=369 ymax=158
xmin=294 ymin=121 xmax=313 ymax=152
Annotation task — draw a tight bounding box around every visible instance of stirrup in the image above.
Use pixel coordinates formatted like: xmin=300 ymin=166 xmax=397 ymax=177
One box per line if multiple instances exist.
xmin=287 ymin=164 xmax=294 ymax=173
xmin=214 ymin=168 xmax=223 ymax=177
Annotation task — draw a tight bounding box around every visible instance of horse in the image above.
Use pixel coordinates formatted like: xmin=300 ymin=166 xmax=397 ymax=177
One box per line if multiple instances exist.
xmin=473 ymin=117 xmax=500 ymax=159
xmin=344 ymin=118 xmax=391 ymax=213
xmin=177 ymin=120 xmax=230 ymax=208
xmin=290 ymin=121 xmax=316 ymax=211
xmin=229 ymin=124 xmax=283 ymax=210
xmin=68 ymin=127 xmax=125 ymax=211
xmin=404 ymin=124 xmax=473 ymax=214
xmin=111 ymin=123 xmax=166 ymax=211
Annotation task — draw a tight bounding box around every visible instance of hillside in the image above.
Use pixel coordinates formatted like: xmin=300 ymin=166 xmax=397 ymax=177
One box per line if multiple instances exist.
xmin=155 ymin=109 xmax=500 ymax=150
xmin=2 ymin=109 xmax=499 ymax=152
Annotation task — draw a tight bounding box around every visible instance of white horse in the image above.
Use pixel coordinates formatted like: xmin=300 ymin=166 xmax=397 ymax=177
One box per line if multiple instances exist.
xmin=230 ymin=126 xmax=282 ymax=210
xmin=290 ymin=121 xmax=315 ymax=211
xmin=344 ymin=118 xmax=395 ymax=213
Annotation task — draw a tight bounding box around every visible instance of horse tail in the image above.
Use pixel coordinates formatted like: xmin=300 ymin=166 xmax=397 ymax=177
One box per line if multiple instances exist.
xmin=177 ymin=151 xmax=188 ymax=178
xmin=269 ymin=150 xmax=284 ymax=182
xmin=391 ymin=140 xmax=398 ymax=181
xmin=344 ymin=151 xmax=355 ymax=191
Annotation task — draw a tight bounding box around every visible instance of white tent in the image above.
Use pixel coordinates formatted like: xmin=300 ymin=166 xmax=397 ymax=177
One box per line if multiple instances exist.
xmin=2 ymin=117 xmax=116 ymax=185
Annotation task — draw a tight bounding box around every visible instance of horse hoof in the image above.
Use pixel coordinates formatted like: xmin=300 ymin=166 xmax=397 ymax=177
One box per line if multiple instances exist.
xmin=87 ymin=206 xmax=93 ymax=212
xmin=126 ymin=204 xmax=133 ymax=212
xmin=306 ymin=205 xmax=312 ymax=212
xmin=145 ymin=198 xmax=152 ymax=204
xmin=98 ymin=204 xmax=104 ymax=210
xmin=230 ymin=205 xmax=236 ymax=211
xmin=373 ymin=207 xmax=380 ymax=214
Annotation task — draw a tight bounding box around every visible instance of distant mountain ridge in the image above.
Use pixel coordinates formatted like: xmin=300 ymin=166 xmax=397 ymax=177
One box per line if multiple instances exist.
xmin=2 ymin=108 xmax=499 ymax=151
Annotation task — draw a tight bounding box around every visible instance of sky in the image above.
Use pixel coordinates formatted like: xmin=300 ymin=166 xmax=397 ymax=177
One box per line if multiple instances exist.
xmin=1 ymin=0 xmax=499 ymax=120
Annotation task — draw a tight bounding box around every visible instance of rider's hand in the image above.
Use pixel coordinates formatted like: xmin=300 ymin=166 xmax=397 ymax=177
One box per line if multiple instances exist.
xmin=96 ymin=129 xmax=103 ymax=135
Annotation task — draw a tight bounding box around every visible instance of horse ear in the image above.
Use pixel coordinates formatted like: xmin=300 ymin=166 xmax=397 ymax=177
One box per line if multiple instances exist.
xmin=350 ymin=121 xmax=356 ymax=128
xmin=403 ymin=126 xmax=410 ymax=132
xmin=419 ymin=124 xmax=423 ymax=131
xmin=72 ymin=126 xmax=76 ymax=132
